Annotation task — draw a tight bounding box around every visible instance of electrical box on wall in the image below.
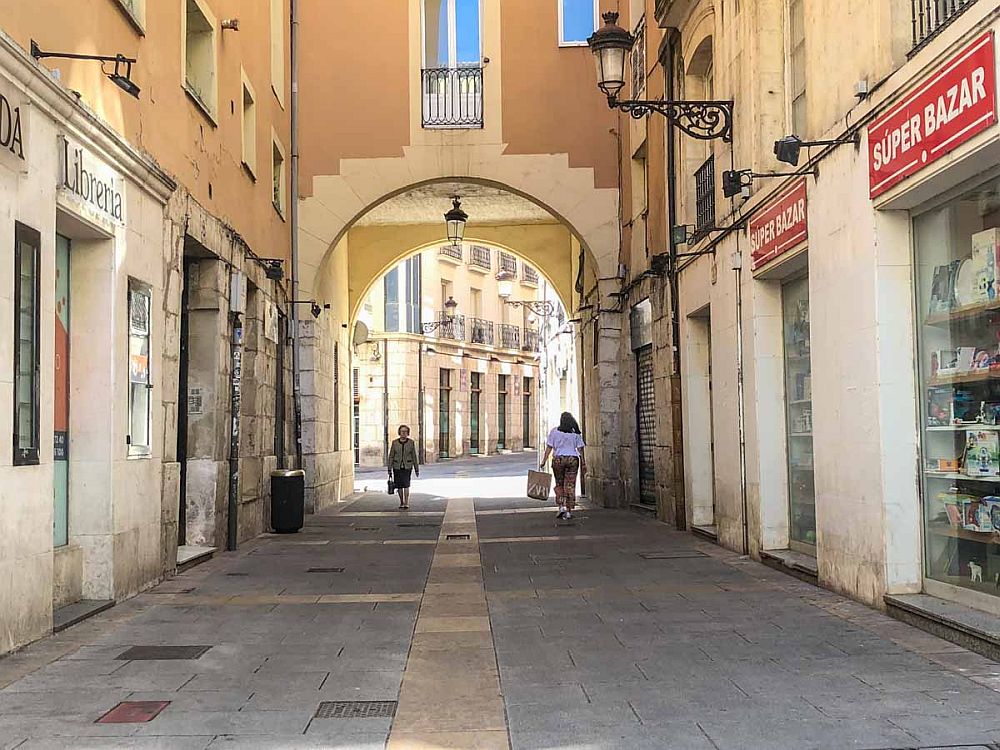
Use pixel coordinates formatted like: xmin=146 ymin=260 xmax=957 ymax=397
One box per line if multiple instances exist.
xmin=230 ymin=270 xmax=247 ymax=315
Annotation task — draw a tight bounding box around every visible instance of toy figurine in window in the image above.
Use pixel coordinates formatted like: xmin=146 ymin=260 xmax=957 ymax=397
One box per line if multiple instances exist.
xmin=982 ymin=402 xmax=1000 ymax=426
xmin=964 ymin=430 xmax=1000 ymax=476
xmin=928 ymin=260 xmax=961 ymax=314
xmin=973 ymin=350 xmax=992 ymax=370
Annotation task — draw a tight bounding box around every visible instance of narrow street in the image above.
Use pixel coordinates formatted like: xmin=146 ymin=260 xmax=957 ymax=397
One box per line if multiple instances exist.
xmin=3 ymin=454 xmax=1000 ymax=749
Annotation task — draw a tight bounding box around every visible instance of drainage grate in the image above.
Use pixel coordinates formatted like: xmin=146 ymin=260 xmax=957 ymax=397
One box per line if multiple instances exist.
xmin=96 ymin=701 xmax=170 ymax=724
xmin=307 ymin=567 xmax=345 ymax=573
xmin=116 ymin=645 xmax=212 ymax=661
xmin=314 ymin=701 xmax=397 ymax=719
xmin=532 ymin=554 xmax=596 ymax=564
xmin=446 ymin=534 xmax=471 ymax=540
xmin=354 ymin=527 xmax=380 ymax=532
xmin=637 ymin=551 xmax=709 ymax=560
xmin=397 ymin=523 xmax=440 ymax=528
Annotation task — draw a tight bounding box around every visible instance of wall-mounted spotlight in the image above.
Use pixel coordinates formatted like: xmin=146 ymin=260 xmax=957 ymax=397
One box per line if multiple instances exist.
xmin=221 ymin=18 xmax=240 ymax=31
xmin=722 ymin=167 xmax=818 ymax=198
xmin=259 ymin=258 xmax=285 ymax=281
xmin=773 ymin=133 xmax=860 ymax=166
xmin=671 ymin=224 xmax=723 ymax=245
xmin=292 ymin=299 xmax=330 ymax=319
xmin=31 ymin=40 xmax=140 ymax=98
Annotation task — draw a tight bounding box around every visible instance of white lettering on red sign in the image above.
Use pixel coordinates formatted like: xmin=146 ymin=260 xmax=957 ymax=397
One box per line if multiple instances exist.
xmin=869 ymin=32 xmax=997 ymax=198
xmin=750 ymin=179 xmax=808 ymax=272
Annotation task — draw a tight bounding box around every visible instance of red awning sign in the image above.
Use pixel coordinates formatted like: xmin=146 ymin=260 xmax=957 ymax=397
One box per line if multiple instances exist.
xmin=869 ymin=32 xmax=997 ymax=199
xmin=750 ymin=179 xmax=808 ymax=271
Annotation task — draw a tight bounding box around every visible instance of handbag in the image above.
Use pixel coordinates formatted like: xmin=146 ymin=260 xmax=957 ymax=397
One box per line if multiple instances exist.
xmin=527 ymin=470 xmax=552 ymax=501
xmin=387 ymin=474 xmax=396 ymax=495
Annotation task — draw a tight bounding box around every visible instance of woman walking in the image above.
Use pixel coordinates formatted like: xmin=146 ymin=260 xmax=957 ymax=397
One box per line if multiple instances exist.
xmin=388 ymin=424 xmax=420 ymax=510
xmin=539 ymin=412 xmax=586 ymax=520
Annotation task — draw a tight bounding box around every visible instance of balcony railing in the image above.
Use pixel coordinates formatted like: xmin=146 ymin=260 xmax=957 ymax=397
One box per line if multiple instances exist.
xmin=438 ymin=243 xmax=462 ymax=262
xmin=435 ymin=313 xmax=466 ymax=342
xmin=421 ymin=67 xmax=484 ymax=128
xmin=469 ymin=318 xmax=494 ymax=346
xmin=694 ymin=155 xmax=716 ymax=237
xmin=523 ymin=329 xmax=540 ymax=353
xmin=499 ymin=324 xmax=521 ymax=350
xmin=522 ymin=265 xmax=539 ymax=285
xmin=911 ymin=0 xmax=979 ymax=53
xmin=498 ymin=252 xmax=517 ymax=277
xmin=469 ymin=245 xmax=491 ymax=271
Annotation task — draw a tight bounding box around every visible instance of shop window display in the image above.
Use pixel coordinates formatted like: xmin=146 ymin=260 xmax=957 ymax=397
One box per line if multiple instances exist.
xmin=916 ymin=175 xmax=1000 ymax=599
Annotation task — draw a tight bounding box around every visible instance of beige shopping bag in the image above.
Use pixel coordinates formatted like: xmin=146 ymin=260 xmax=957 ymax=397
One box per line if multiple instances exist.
xmin=527 ymin=470 xmax=552 ymax=501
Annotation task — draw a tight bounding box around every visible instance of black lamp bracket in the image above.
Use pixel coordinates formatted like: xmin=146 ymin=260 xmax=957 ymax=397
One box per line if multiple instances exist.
xmin=501 ymin=300 xmax=556 ymax=317
xmin=31 ymin=40 xmax=137 ymax=66
xmin=609 ymin=97 xmax=735 ymax=142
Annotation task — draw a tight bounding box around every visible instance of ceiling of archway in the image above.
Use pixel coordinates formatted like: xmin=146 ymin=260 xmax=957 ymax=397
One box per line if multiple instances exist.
xmin=354 ymin=182 xmax=558 ymax=227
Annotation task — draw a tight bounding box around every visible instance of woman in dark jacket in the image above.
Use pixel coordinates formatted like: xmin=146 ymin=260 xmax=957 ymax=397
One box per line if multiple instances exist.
xmin=388 ymin=424 xmax=420 ymax=509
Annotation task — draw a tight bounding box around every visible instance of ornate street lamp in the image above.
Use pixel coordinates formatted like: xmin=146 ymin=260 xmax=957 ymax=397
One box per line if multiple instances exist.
xmin=587 ymin=13 xmax=734 ymax=142
xmin=422 ymin=296 xmax=459 ymax=333
xmin=444 ymin=197 xmax=468 ymax=245
xmin=496 ymin=269 xmax=515 ymax=300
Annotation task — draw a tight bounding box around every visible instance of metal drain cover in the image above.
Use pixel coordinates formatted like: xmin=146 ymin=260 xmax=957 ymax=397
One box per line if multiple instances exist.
xmin=397 ymin=523 xmax=440 ymax=528
xmin=638 ymin=551 xmax=709 ymax=560
xmin=96 ymin=700 xmax=170 ymax=723
xmin=531 ymin=554 xmax=596 ymax=563
xmin=307 ymin=567 xmax=344 ymax=573
xmin=354 ymin=527 xmax=380 ymax=532
xmin=446 ymin=534 xmax=471 ymax=540
xmin=116 ymin=645 xmax=212 ymax=661
xmin=315 ymin=701 xmax=397 ymax=719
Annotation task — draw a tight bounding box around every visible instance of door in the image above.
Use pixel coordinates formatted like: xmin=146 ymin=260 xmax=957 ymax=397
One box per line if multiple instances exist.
xmin=422 ymin=0 xmax=483 ymax=126
xmin=782 ymin=275 xmax=816 ymax=552
xmin=636 ymin=345 xmax=657 ymax=507
xmin=497 ymin=374 xmax=507 ymax=450
xmin=439 ymin=368 xmax=451 ymax=459
xmin=176 ymin=258 xmax=193 ymax=546
xmin=53 ymin=234 xmax=70 ymax=547
xmin=522 ymin=377 xmax=532 ymax=448
xmin=470 ymin=371 xmax=481 ymax=454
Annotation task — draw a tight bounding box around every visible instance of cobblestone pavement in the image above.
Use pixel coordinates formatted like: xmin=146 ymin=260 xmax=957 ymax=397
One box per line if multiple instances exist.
xmin=3 ymin=453 xmax=1000 ymax=749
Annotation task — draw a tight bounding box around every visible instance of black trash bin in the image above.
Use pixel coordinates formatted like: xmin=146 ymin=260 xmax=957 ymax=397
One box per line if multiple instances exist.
xmin=270 ymin=469 xmax=305 ymax=533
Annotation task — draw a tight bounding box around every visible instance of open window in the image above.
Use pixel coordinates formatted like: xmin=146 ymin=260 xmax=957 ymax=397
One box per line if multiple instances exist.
xmin=241 ymin=72 xmax=257 ymax=177
xmin=272 ymin=134 xmax=286 ymax=217
xmin=559 ymin=0 xmax=598 ymax=46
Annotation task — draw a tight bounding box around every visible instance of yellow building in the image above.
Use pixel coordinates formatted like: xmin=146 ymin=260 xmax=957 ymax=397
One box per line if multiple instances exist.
xmin=354 ymin=233 xmax=551 ymax=468
xmin=1 ymin=1 xmax=293 ymax=654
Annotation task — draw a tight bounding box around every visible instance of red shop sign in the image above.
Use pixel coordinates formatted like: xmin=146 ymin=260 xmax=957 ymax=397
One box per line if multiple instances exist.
xmin=750 ymin=179 xmax=808 ymax=271
xmin=869 ymin=32 xmax=997 ymax=199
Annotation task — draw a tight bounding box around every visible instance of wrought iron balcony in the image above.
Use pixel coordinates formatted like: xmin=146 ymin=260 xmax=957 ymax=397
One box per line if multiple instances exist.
xmin=521 ymin=265 xmax=539 ymax=285
xmin=499 ymin=324 xmax=521 ymax=350
xmin=694 ymin=155 xmax=716 ymax=238
xmin=911 ymin=0 xmax=979 ymax=53
xmin=523 ymin=329 xmax=540 ymax=353
xmin=421 ymin=67 xmax=484 ymax=129
xmin=498 ymin=252 xmax=517 ymax=277
xmin=434 ymin=312 xmax=466 ymax=342
xmin=469 ymin=245 xmax=491 ymax=271
xmin=469 ymin=317 xmax=494 ymax=346
xmin=438 ymin=243 xmax=463 ymax=262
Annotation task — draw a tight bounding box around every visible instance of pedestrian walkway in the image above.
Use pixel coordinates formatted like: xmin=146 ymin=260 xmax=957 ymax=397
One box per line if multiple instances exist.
xmin=3 ymin=456 xmax=1000 ymax=748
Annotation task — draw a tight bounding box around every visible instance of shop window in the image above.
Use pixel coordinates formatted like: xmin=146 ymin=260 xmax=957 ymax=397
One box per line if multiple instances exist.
xmin=270 ymin=0 xmax=285 ymax=105
xmin=782 ymin=275 xmax=815 ymax=551
xmin=559 ymin=0 xmax=597 ymax=46
xmin=13 ymin=222 xmax=40 ymax=466
xmin=127 ymin=279 xmax=153 ymax=456
xmin=915 ymin=175 xmax=1000 ymax=601
xmin=184 ymin=0 xmax=217 ymax=118
xmin=787 ymin=0 xmax=806 ymax=136
xmin=241 ymin=73 xmax=257 ymax=177
xmin=271 ymin=135 xmax=286 ymax=217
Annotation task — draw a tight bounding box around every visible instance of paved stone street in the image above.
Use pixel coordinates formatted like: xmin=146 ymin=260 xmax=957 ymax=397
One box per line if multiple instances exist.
xmin=3 ymin=453 xmax=1000 ymax=749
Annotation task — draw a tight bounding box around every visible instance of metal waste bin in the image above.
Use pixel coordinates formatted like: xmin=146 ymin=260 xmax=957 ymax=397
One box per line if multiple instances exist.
xmin=270 ymin=469 xmax=305 ymax=533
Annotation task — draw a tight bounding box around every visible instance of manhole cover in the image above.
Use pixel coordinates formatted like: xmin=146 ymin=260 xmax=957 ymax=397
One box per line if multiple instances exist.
xmin=307 ymin=567 xmax=344 ymax=573
xmin=354 ymin=527 xmax=380 ymax=532
xmin=97 ymin=700 xmax=170 ymax=723
xmin=314 ymin=701 xmax=397 ymax=719
xmin=637 ymin=551 xmax=709 ymax=560
xmin=116 ymin=645 xmax=212 ymax=661
xmin=446 ymin=534 xmax=471 ymax=540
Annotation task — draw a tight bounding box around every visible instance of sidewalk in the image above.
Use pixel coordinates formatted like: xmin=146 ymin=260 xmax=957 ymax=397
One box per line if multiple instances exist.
xmin=1 ymin=460 xmax=999 ymax=748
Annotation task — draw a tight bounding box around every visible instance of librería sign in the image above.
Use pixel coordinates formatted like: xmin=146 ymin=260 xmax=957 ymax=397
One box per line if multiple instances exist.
xmin=58 ymin=136 xmax=126 ymax=226
xmin=868 ymin=32 xmax=997 ymax=199
xmin=750 ymin=179 xmax=808 ymax=271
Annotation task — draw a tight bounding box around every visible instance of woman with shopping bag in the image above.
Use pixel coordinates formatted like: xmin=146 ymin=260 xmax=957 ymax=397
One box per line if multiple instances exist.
xmin=539 ymin=412 xmax=586 ymax=520
xmin=387 ymin=424 xmax=419 ymax=510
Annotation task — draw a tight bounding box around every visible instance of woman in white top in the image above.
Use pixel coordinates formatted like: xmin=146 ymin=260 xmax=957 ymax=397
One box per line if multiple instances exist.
xmin=539 ymin=412 xmax=586 ymax=520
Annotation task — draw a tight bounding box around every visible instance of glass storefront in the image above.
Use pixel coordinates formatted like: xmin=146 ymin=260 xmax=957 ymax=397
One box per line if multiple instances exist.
xmin=782 ymin=275 xmax=816 ymax=551
xmin=915 ymin=174 xmax=1000 ymax=599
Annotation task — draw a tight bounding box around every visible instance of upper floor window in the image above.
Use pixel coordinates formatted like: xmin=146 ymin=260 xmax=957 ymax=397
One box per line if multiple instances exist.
xmin=184 ymin=0 xmax=217 ymax=119
xmin=241 ymin=72 xmax=258 ymax=178
xmin=272 ymin=134 xmax=287 ymax=217
xmin=787 ymin=0 xmax=806 ymax=136
xmin=632 ymin=19 xmax=646 ymax=98
xmin=559 ymin=0 xmax=598 ymax=46
xmin=423 ymin=0 xmax=481 ymax=68
xmin=270 ymin=0 xmax=285 ymax=105
xmin=115 ymin=0 xmax=146 ymax=31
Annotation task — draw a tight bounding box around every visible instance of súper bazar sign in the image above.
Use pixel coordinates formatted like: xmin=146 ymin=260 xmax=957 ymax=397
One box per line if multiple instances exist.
xmin=869 ymin=32 xmax=997 ymax=199
xmin=750 ymin=179 xmax=808 ymax=271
